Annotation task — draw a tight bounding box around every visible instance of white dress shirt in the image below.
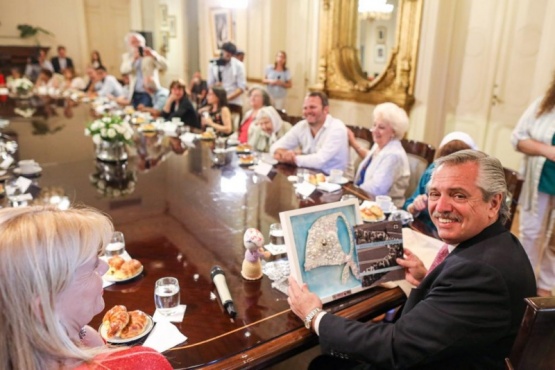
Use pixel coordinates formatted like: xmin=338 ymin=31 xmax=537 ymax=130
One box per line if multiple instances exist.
xmin=207 ymin=58 xmax=247 ymax=106
xmin=270 ymin=114 xmax=349 ymax=174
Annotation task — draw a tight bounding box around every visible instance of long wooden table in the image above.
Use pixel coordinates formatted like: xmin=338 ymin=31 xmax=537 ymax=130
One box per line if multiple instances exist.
xmin=1 ymin=101 xmax=407 ymax=369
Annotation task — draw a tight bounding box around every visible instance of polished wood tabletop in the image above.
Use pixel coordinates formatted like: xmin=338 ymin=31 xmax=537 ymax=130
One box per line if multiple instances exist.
xmin=1 ymin=99 xmax=407 ymax=369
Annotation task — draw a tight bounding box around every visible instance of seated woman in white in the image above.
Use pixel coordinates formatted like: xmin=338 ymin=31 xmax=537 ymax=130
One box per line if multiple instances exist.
xmin=247 ymin=106 xmax=291 ymax=153
xmin=349 ymin=102 xmax=410 ymax=208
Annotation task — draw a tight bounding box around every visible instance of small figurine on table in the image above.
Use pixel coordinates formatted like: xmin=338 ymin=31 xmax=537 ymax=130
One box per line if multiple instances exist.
xmin=241 ymin=228 xmax=271 ymax=280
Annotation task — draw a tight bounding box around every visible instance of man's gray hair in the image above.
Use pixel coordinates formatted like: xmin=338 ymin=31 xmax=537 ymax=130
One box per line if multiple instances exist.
xmin=435 ymin=149 xmax=509 ymax=225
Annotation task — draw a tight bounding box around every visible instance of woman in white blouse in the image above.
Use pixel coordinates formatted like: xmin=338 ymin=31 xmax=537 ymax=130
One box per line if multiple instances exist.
xmin=349 ymin=102 xmax=410 ymax=208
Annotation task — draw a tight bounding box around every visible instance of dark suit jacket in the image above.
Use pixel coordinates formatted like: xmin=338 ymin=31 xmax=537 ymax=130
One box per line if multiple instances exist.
xmin=51 ymin=57 xmax=74 ymax=74
xmin=161 ymin=97 xmax=200 ymax=129
xmin=318 ymin=221 xmax=536 ymax=370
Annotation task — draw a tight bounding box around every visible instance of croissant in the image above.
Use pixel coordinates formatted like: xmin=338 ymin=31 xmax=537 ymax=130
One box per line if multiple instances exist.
xmin=107 ymin=256 xmax=125 ymax=275
xmin=102 ymin=305 xmax=130 ymax=338
xmin=114 ymin=259 xmax=142 ymax=279
xmin=119 ymin=310 xmax=149 ymax=339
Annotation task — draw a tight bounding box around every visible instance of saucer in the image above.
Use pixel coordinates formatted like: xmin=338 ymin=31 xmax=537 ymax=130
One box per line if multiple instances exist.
xmin=13 ymin=166 xmax=42 ymax=176
xmin=326 ymin=176 xmax=349 ymax=185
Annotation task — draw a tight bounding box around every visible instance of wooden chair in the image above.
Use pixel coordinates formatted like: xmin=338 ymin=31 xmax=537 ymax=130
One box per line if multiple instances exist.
xmin=505 ymin=297 xmax=555 ymax=370
xmin=400 ymin=139 xmax=436 ymax=198
xmin=346 ymin=125 xmax=374 ymax=181
xmin=503 ymin=167 xmax=524 ymax=230
xmin=228 ymin=104 xmax=243 ymax=133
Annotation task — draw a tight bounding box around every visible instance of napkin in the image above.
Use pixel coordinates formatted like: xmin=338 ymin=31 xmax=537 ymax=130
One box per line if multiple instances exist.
xmin=295 ymin=182 xmax=316 ymax=197
xmin=253 ymin=161 xmax=273 ymax=176
xmin=153 ymin=304 xmax=187 ymax=323
xmin=143 ymin=321 xmax=187 ymax=353
xmin=179 ymin=132 xmax=197 ymax=147
xmin=317 ymin=182 xmax=341 ymax=192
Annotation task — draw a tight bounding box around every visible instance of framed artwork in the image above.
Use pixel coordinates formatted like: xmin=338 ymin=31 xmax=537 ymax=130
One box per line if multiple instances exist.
xmin=376 ymin=26 xmax=387 ymax=44
xmin=280 ymin=199 xmax=367 ymax=304
xmin=375 ymin=44 xmax=387 ymax=63
xmin=168 ymin=16 xmax=177 ymax=38
xmin=209 ymin=8 xmax=232 ymax=56
xmin=160 ymin=4 xmax=168 ymax=28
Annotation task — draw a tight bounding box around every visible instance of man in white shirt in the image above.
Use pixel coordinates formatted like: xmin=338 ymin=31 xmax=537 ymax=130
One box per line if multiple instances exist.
xmin=94 ymin=67 xmax=123 ymax=98
xmin=207 ymin=42 xmax=247 ymax=110
xmin=270 ymin=92 xmax=349 ymax=174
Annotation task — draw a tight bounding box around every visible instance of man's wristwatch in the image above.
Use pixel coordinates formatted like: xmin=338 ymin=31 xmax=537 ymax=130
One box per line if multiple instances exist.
xmin=304 ymin=308 xmax=323 ymax=330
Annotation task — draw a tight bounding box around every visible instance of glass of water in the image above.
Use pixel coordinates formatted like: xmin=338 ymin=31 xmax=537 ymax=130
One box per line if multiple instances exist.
xmin=105 ymin=231 xmax=125 ymax=257
xmin=269 ymin=223 xmax=285 ymax=246
xmin=154 ymin=277 xmax=180 ymax=316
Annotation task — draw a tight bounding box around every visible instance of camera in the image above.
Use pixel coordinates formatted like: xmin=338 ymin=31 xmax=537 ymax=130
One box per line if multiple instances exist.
xmin=210 ymin=57 xmax=227 ymax=66
xmin=138 ymin=46 xmax=144 ymax=57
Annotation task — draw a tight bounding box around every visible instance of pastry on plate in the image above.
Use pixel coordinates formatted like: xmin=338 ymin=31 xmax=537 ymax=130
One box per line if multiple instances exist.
xmin=360 ymin=205 xmax=385 ymax=222
xmin=102 ymin=305 xmax=130 ymax=338
xmin=239 ymin=154 xmax=254 ymax=164
xmin=119 ymin=310 xmax=149 ymax=339
xmin=114 ymin=259 xmax=142 ymax=280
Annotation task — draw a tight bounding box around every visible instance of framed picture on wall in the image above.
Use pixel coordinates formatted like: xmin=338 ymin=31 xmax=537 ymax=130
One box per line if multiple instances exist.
xmin=375 ymin=44 xmax=386 ymax=63
xmin=209 ymin=8 xmax=232 ymax=56
xmin=168 ymin=16 xmax=177 ymax=37
xmin=280 ymin=198 xmax=368 ymax=304
xmin=160 ymin=4 xmax=168 ymax=28
xmin=376 ymin=26 xmax=387 ymax=44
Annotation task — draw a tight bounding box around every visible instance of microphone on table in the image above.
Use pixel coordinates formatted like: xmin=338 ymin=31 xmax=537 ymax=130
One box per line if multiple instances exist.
xmin=210 ymin=265 xmax=237 ymax=318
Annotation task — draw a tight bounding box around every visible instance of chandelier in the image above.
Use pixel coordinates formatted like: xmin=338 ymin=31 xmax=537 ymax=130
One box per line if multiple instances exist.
xmin=359 ymin=0 xmax=394 ymax=21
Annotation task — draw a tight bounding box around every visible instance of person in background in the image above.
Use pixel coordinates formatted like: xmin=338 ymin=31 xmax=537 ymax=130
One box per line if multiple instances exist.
xmin=404 ymin=131 xmax=477 ymax=231
xmin=121 ymin=32 xmax=167 ymax=108
xmin=34 ymin=68 xmax=64 ymax=89
xmin=51 ymin=45 xmax=74 ymax=74
xmin=61 ymin=67 xmax=85 ymax=91
xmin=6 ymin=67 xmax=23 ymax=90
xmin=138 ymin=77 xmax=169 ymax=118
xmin=198 ymin=86 xmax=233 ymax=136
xmin=288 ymin=150 xmax=536 ymax=370
xmin=161 ymin=79 xmax=199 ymax=129
xmin=511 ymin=71 xmax=555 ymax=297
xmin=25 ymin=49 xmax=53 ymax=82
xmin=270 ymin=91 xmax=349 ymax=174
xmin=188 ymin=71 xmax=208 ymax=108
xmin=248 ymin=106 xmax=292 ymax=153
xmin=263 ymin=51 xmax=292 ymax=110
xmin=94 ymin=66 xmax=123 ymax=99
xmin=207 ymin=41 xmax=247 ymax=114
xmin=90 ymin=50 xmax=104 ymax=69
xmin=236 ymin=87 xmax=271 ymax=143
xmin=235 ymin=49 xmax=245 ymax=63
xmin=82 ymin=66 xmax=97 ymax=95
xmin=349 ymin=102 xmax=410 ymax=208
xmin=0 ymin=206 xmax=173 ymax=370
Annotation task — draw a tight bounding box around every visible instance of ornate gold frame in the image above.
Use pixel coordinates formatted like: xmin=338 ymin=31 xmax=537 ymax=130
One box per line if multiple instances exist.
xmin=313 ymin=0 xmax=423 ymax=111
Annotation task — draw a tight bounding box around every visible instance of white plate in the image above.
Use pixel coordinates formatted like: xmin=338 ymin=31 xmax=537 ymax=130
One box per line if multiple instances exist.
xmin=317 ymin=182 xmax=342 ymax=192
xmin=99 ymin=312 xmax=154 ymax=344
xmin=103 ymin=264 xmax=144 ymax=283
xmin=326 ymin=176 xmax=349 ymax=185
xmin=13 ymin=166 xmax=42 ymax=176
xmin=360 ymin=201 xmax=386 ymax=223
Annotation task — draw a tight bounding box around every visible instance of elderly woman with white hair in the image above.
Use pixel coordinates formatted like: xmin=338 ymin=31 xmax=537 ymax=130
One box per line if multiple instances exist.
xmin=120 ymin=32 xmax=167 ymax=109
xmin=349 ymin=102 xmax=410 ymax=207
xmin=247 ymin=106 xmax=291 ymax=152
xmin=0 ymin=206 xmax=172 ymax=370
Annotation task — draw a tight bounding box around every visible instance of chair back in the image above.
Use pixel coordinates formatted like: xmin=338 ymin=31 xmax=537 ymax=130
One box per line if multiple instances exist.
xmin=503 ymin=167 xmax=524 ymax=230
xmin=229 ymin=104 xmax=243 ymax=133
xmin=505 ymin=297 xmax=555 ymax=370
xmin=346 ymin=125 xmax=374 ymax=181
xmin=400 ymin=139 xmax=436 ymax=198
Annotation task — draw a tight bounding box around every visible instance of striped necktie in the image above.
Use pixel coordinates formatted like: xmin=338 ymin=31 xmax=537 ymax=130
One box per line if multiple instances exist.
xmin=427 ymin=243 xmax=450 ymax=275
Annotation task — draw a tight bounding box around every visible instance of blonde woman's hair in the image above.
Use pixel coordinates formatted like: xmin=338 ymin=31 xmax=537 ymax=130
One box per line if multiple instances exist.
xmin=0 ymin=206 xmax=113 ymax=370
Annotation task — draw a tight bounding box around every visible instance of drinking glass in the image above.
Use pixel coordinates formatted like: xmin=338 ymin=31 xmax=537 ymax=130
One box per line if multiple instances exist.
xmin=297 ymin=168 xmax=308 ymax=184
xmin=105 ymin=231 xmax=125 ymax=257
xmin=269 ymin=223 xmax=285 ymax=246
xmin=154 ymin=277 xmax=180 ymax=316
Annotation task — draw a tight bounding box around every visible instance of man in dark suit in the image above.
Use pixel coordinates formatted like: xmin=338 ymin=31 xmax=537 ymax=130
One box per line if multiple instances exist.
xmin=51 ymin=45 xmax=74 ymax=74
xmin=288 ymin=150 xmax=536 ymax=369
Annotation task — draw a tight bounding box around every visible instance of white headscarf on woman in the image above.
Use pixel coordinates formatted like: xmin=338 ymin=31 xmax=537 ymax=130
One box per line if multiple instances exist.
xmin=258 ymin=106 xmax=283 ymax=135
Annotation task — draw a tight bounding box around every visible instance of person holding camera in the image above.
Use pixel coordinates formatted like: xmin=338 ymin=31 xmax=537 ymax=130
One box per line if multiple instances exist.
xmin=120 ymin=32 xmax=167 ymax=109
xmin=207 ymin=41 xmax=247 ymax=115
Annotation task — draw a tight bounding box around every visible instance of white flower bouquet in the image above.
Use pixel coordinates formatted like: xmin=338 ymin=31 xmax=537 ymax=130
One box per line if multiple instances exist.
xmin=85 ymin=115 xmax=134 ymax=144
xmin=11 ymin=78 xmax=34 ymax=96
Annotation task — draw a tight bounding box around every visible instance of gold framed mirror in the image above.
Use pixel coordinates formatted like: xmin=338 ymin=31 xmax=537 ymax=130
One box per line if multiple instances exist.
xmin=313 ymin=0 xmax=423 ymax=111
